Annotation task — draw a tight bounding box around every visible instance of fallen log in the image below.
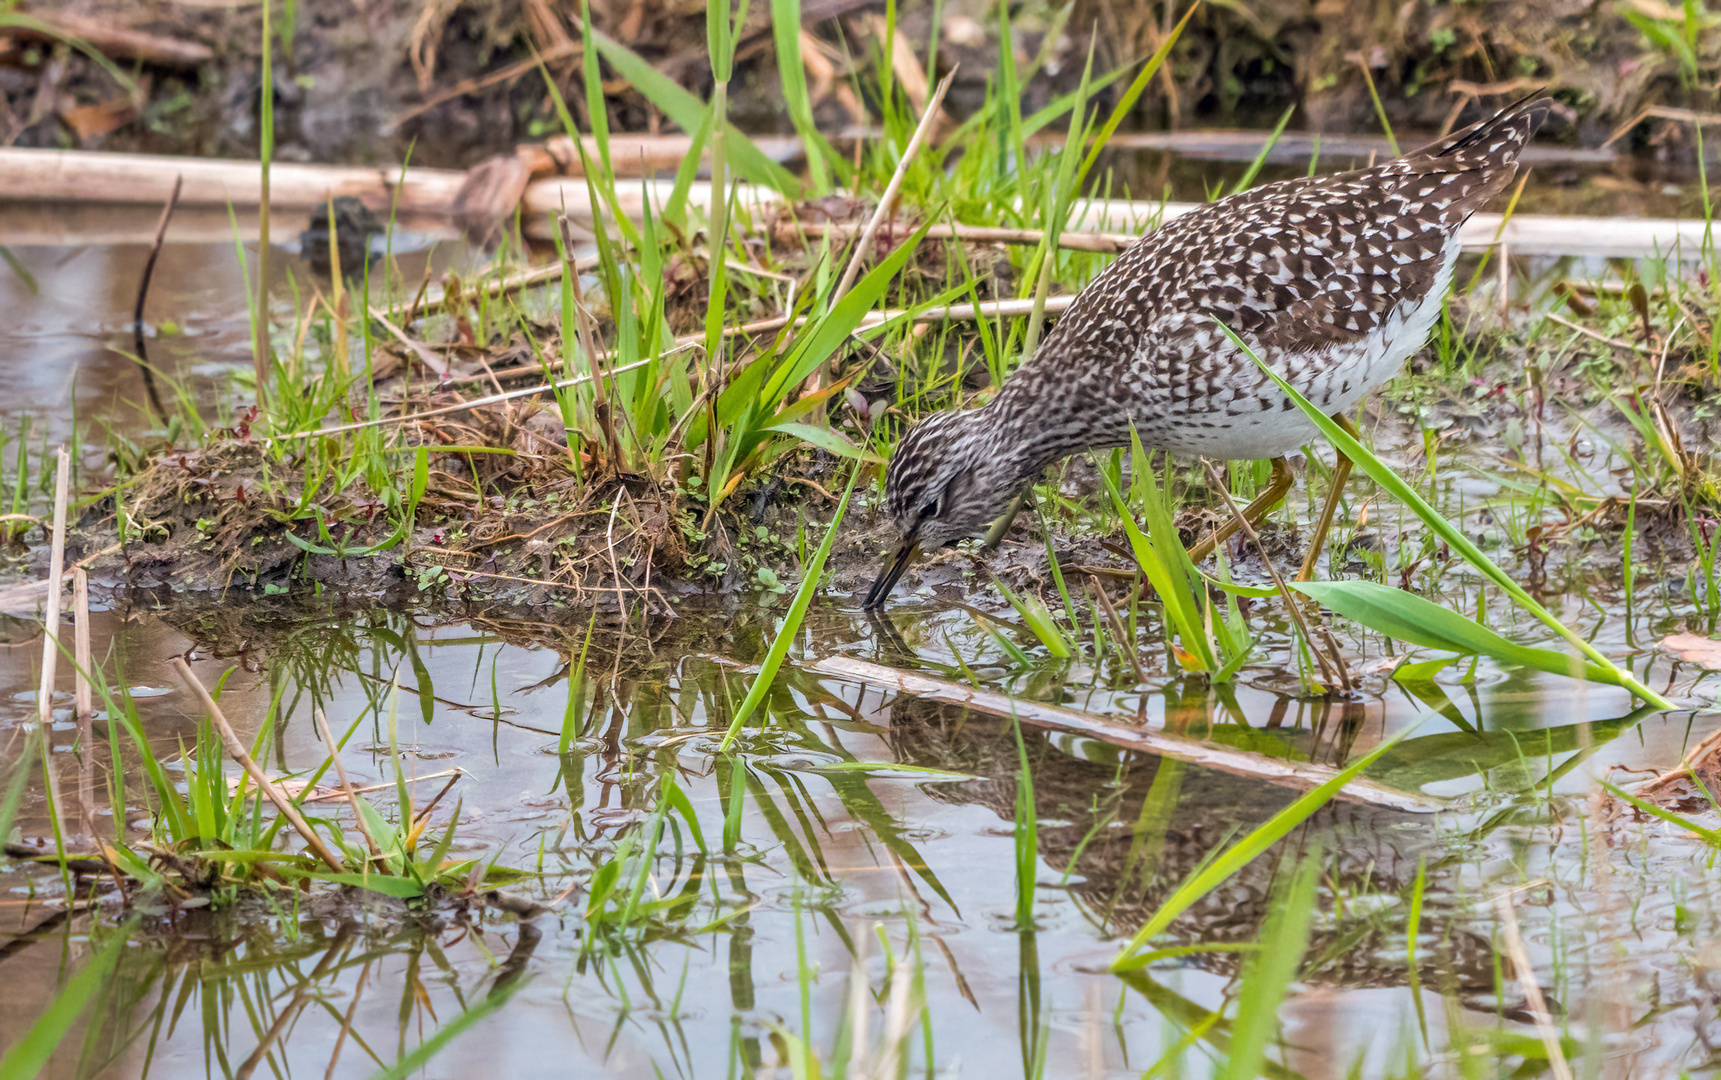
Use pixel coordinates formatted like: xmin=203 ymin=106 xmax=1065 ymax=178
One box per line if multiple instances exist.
xmin=0 ymin=148 xmax=467 ymax=216
xmin=1 ymin=147 xmax=1715 ymax=261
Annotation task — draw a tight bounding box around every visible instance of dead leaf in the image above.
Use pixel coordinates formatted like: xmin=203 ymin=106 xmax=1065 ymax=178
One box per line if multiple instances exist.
xmin=1662 ymin=632 xmax=1721 ymax=668
xmin=60 ymin=99 xmax=138 ymax=141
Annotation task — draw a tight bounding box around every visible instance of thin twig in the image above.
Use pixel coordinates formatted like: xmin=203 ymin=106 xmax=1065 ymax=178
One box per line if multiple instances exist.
xmin=38 ymin=449 xmax=70 ymax=729
xmin=1544 ymin=311 xmax=1646 ymax=353
xmin=1087 ymin=575 xmax=1150 ymax=690
xmin=797 ymin=219 xmax=1138 ymax=254
xmin=71 ymin=567 xmax=91 ymax=721
xmin=1495 ymin=891 xmax=1574 ymax=1080
xmin=1603 ymin=104 xmax=1721 ymax=149
xmin=275 ymin=296 xmax=1075 ymax=442
xmin=299 ymin=768 xmax=462 ymax=803
xmin=131 ymin=175 xmax=182 ymax=421
xmin=367 ymin=305 xmax=451 ymax=377
xmin=1203 ymin=461 xmax=1352 ymax=695
xmin=832 ymin=67 xmax=958 ymax=304
xmin=408 ymin=771 xmax=463 ymax=832
xmin=315 ymin=709 xmax=381 ymax=860
xmin=172 ymin=658 xmax=347 ymax=873
xmin=410 ymin=256 xmax=601 ymax=318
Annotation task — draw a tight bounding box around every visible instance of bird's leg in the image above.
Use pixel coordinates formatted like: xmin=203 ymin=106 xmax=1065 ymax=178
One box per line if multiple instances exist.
xmin=1185 ymin=456 xmax=1295 ymax=563
xmin=980 ymin=488 xmax=1034 ymax=552
xmin=1294 ymin=416 xmax=1362 ymax=582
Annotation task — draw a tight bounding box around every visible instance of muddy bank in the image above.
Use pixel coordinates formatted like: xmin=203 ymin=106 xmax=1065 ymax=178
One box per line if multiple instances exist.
xmin=9 ymin=0 xmax=1720 ymax=168
xmin=57 ymin=371 xmax=1715 ymax=616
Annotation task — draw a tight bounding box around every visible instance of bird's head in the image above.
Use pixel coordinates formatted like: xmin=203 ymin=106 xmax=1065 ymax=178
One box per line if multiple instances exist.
xmin=863 ymin=409 xmax=1026 ymax=608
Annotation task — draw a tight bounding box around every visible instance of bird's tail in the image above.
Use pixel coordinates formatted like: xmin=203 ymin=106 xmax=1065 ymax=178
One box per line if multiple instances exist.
xmin=1410 ymin=94 xmax=1554 ymax=168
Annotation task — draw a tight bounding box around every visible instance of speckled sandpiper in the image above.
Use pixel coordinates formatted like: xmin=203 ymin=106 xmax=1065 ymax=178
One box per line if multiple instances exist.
xmin=864 ymin=96 xmax=1551 ymax=608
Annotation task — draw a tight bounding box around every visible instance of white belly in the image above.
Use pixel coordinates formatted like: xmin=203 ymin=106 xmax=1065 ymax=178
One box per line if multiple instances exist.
xmin=1152 ymin=243 xmax=1460 ymax=461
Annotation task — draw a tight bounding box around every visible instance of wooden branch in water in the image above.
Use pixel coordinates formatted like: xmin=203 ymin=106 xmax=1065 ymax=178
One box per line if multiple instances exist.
xmin=172 ymin=658 xmax=348 ymax=873
xmin=3 ymin=152 xmax=1713 ymax=259
xmin=0 ymin=148 xmax=468 ymax=216
xmin=805 ymin=655 xmax=1447 ymax=814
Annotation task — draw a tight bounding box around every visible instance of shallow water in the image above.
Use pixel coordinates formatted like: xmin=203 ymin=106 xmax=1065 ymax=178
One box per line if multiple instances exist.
xmin=3 ymin=155 xmax=1721 ymax=1077
xmin=0 ymin=581 xmax=1717 ymax=1076
xmin=0 ymin=204 xmax=476 ymax=456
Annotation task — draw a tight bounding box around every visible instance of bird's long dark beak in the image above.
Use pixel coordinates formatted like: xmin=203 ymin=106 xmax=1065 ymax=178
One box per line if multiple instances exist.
xmin=863 ymin=540 xmax=919 ymax=609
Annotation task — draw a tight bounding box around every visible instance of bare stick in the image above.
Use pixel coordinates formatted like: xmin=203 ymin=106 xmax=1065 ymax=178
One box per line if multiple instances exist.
xmin=802 ymin=655 xmax=1444 ymax=813
xmin=172 ymin=658 xmax=346 ymax=873
xmin=299 ymin=767 xmax=462 ymax=803
xmin=408 ymin=771 xmax=463 ymax=832
xmin=131 ymin=175 xmax=182 ymax=422
xmin=797 ymin=220 xmax=1139 ymax=253
xmin=1087 ymin=575 xmax=1149 ymax=690
xmin=34 ymin=449 xmax=72 ymax=840
xmin=315 ymin=709 xmax=381 ymax=860
xmin=273 ymin=296 xmax=1076 ymax=442
xmin=71 ymin=568 xmax=92 ymax=721
xmin=365 ymin=305 xmax=450 ymax=377
xmin=409 ymin=255 xmax=602 ymax=319
xmin=831 ymin=67 xmax=958 ymax=304
xmin=37 ymin=448 xmax=70 ymax=728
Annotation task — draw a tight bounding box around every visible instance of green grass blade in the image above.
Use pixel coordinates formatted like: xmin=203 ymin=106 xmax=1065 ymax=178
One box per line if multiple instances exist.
xmin=1075 ymin=3 xmax=1199 ymax=191
xmin=1292 ymin=579 xmax=1611 ymax=682
xmin=1111 ymin=731 xmax=1407 ymax=970
xmin=1097 ymin=436 xmax=1219 ymax=671
xmin=1231 ymin=104 xmax=1296 ymax=195
xmin=992 ymin=577 xmax=1074 ymax=658
xmin=588 ymin=28 xmax=801 ymax=196
xmin=761 ymin=221 xmax=935 ymax=404
xmin=0 ymin=927 xmax=129 ymax=1080
xmin=718 ymin=465 xmax=861 ymax=749
xmin=770 ymin=0 xmax=834 ymax=191
xmin=1012 ymin=716 xmax=1039 ymax=927
xmin=1220 ymin=859 xmax=1319 ymax=1080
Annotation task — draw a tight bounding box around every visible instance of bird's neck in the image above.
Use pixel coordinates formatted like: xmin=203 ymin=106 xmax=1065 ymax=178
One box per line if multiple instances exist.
xmin=974 ymin=367 xmax=1099 ymax=488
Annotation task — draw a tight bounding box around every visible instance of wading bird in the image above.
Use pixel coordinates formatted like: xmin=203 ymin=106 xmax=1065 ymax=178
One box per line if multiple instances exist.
xmin=865 ymin=96 xmax=1550 ymax=608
